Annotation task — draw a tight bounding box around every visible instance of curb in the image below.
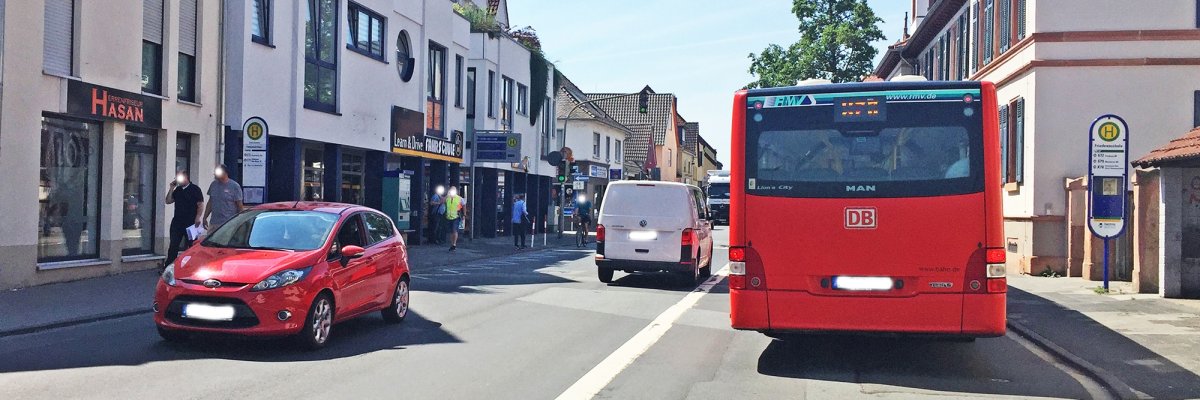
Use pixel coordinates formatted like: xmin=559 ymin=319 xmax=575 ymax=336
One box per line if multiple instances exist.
xmin=1007 ymin=320 xmax=1139 ymax=400
xmin=0 ymin=308 xmax=152 ymax=338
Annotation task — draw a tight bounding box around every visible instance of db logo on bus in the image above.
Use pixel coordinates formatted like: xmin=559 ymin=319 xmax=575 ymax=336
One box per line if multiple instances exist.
xmin=845 ymin=207 xmax=877 ymax=229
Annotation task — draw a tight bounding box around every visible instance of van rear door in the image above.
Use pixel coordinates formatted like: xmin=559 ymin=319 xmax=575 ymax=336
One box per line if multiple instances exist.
xmin=599 ymin=184 xmax=691 ymax=263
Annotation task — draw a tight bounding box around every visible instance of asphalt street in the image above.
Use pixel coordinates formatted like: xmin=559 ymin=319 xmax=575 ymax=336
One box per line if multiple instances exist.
xmin=0 ymin=228 xmax=1108 ymax=399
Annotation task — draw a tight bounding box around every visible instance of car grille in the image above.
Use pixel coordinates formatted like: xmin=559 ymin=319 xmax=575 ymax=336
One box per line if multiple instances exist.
xmin=165 ymin=295 xmax=260 ymax=328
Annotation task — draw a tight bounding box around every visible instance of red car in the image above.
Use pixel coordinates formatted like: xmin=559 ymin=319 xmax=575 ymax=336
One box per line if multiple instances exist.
xmin=154 ymin=202 xmax=410 ymax=349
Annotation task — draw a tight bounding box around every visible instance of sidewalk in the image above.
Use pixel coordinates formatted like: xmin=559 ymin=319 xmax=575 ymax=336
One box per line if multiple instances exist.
xmin=0 ymin=233 xmax=583 ymax=337
xmin=1007 ymin=274 xmax=1200 ymax=399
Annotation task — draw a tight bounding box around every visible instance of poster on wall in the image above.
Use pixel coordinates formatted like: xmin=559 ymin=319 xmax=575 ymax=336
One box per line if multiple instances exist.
xmin=242 ymin=117 xmax=269 ymax=204
xmin=390 ymin=106 xmax=464 ymax=163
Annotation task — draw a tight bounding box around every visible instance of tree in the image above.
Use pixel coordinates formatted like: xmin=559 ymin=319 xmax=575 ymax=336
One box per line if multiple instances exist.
xmin=747 ymin=0 xmax=884 ymax=88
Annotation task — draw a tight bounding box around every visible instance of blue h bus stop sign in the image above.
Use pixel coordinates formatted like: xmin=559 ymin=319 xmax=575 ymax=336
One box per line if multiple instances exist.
xmin=1086 ymin=114 xmax=1129 ymax=291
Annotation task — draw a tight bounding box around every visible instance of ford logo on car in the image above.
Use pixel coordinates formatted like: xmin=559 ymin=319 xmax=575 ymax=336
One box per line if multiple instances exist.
xmin=202 ymin=279 xmax=222 ymax=288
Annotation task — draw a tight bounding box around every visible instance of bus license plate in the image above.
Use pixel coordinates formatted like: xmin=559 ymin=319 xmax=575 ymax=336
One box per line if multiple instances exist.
xmin=832 ymin=276 xmax=894 ymax=291
xmin=183 ymin=303 xmax=236 ymax=321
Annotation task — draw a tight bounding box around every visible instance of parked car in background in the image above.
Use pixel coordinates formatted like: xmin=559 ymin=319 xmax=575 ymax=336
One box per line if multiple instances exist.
xmin=594 ymin=181 xmax=715 ymax=285
xmin=154 ymin=202 xmax=411 ymax=350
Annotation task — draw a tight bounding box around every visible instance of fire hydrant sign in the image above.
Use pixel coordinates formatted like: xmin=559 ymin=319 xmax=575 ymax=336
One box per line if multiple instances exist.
xmin=1087 ymin=114 xmax=1129 ymax=239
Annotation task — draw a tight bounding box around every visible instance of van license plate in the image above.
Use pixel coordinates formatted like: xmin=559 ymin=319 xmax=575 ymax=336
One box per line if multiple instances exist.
xmin=629 ymin=231 xmax=657 ymax=241
xmin=832 ymin=276 xmax=894 ymax=291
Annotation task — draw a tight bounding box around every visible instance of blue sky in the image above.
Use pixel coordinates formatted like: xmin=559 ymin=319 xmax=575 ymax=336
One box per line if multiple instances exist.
xmin=507 ymin=0 xmax=909 ymax=167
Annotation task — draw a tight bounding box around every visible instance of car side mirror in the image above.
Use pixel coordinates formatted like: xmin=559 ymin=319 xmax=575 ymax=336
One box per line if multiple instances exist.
xmin=341 ymin=245 xmax=365 ymax=259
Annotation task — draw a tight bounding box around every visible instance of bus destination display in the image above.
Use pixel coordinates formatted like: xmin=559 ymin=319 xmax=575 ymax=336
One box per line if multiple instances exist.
xmin=834 ymin=97 xmax=886 ymax=122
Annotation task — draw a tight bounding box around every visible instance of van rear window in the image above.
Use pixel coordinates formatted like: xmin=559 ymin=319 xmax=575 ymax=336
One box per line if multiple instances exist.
xmin=602 ymin=186 xmax=691 ymax=218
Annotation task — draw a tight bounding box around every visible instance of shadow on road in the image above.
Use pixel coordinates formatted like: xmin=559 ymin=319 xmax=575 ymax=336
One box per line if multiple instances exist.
xmin=608 ymin=272 xmax=699 ymax=292
xmin=413 ymin=248 xmax=589 ymax=294
xmin=0 ymin=310 xmax=458 ymax=373
xmin=1008 ymin=287 xmax=1200 ymax=399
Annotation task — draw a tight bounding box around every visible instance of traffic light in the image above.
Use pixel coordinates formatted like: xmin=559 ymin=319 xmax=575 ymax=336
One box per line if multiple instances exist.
xmin=556 ymin=161 xmax=567 ymax=183
xmin=638 ymin=86 xmax=650 ymax=114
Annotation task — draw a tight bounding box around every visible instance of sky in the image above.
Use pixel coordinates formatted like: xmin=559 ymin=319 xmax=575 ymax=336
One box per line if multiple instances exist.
xmin=507 ymin=0 xmax=910 ymax=168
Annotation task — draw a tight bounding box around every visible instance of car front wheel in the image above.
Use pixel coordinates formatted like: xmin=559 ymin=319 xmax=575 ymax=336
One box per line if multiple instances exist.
xmin=296 ymin=294 xmax=334 ymax=350
xmin=382 ymin=278 xmax=410 ymax=323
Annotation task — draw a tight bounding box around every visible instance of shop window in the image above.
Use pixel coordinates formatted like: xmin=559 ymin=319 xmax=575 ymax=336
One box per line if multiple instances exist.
xmin=123 ymin=131 xmax=158 ymax=255
xmin=341 ymin=152 xmax=365 ymax=204
xmin=303 ymin=146 xmax=325 ymax=201
xmin=178 ymin=0 xmax=198 ymax=102
xmin=39 ymin=116 xmax=102 ymax=262
xmin=252 ymin=0 xmax=271 ymax=45
xmin=44 ymin=0 xmax=74 ymax=76
xmin=427 ymin=42 xmax=447 ymax=137
xmin=347 ymin=2 xmax=385 ymax=60
xmin=304 ymin=0 xmax=338 ymax=112
xmin=142 ymin=0 xmax=164 ymax=94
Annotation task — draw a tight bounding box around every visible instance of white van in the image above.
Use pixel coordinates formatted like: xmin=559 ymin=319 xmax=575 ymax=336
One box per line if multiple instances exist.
xmin=595 ymin=181 xmax=715 ymax=284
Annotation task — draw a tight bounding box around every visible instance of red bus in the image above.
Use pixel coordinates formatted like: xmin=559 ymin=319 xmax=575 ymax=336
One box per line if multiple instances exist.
xmin=728 ymin=79 xmax=1006 ymax=338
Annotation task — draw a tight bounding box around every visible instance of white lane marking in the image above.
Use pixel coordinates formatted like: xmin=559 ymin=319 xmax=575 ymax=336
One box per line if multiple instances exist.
xmin=554 ymin=265 xmax=729 ymax=400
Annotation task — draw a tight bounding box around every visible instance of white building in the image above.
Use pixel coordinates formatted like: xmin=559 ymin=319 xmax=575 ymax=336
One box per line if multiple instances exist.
xmin=556 ymin=74 xmax=630 ymax=213
xmin=0 ymin=0 xmax=222 ymax=289
xmin=875 ymin=0 xmax=1200 ymax=277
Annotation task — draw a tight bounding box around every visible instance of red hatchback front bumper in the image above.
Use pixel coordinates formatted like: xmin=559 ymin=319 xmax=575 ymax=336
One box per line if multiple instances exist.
xmin=153 ymin=279 xmax=317 ymax=336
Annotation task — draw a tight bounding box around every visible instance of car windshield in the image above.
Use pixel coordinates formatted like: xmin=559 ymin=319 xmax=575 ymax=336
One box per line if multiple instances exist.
xmin=202 ymin=210 xmax=339 ymax=251
xmin=707 ymin=183 xmax=730 ymax=199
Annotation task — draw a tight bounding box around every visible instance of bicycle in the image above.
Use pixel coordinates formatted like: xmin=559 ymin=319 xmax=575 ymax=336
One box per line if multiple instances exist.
xmin=575 ymin=216 xmax=590 ymax=247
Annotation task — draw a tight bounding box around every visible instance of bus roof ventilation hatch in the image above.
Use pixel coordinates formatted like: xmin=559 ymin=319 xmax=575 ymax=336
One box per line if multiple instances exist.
xmin=796 ymin=78 xmax=833 ymax=86
xmin=889 ymin=75 xmax=929 ymax=82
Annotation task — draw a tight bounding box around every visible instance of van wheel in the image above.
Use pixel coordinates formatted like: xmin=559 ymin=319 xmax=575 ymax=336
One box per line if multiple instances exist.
xmin=598 ymin=268 xmax=614 ymax=283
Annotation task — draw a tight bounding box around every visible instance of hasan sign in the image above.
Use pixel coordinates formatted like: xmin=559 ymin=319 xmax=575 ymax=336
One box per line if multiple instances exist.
xmin=67 ymin=81 xmax=162 ymax=129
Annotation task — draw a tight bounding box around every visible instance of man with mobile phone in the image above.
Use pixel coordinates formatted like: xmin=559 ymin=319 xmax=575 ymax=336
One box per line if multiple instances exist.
xmin=164 ymin=170 xmax=203 ymax=269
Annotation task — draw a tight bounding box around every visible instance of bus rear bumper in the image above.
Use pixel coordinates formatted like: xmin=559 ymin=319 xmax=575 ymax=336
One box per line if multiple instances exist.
xmin=732 ymin=290 xmax=1005 ymax=337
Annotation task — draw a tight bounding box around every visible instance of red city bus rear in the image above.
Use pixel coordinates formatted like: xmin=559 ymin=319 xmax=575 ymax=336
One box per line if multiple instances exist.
xmin=729 ymin=81 xmax=1006 ymax=337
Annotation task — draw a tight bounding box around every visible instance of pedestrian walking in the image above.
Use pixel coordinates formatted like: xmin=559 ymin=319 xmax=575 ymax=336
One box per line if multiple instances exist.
xmin=163 ymin=170 xmax=203 ymax=269
xmin=430 ymin=185 xmax=447 ymax=245
xmin=446 ymin=186 xmax=464 ymax=252
xmin=512 ymin=194 xmax=530 ymax=249
xmin=203 ymin=164 xmax=244 ymax=230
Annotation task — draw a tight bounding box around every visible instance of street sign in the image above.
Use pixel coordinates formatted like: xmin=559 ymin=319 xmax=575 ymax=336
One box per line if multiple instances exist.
xmin=589 ymin=165 xmax=607 ymax=178
xmin=241 ymin=116 xmax=269 ymax=204
xmin=474 ymin=131 xmax=521 ymax=162
xmin=1087 ymin=114 xmax=1129 ymax=239
xmin=572 ymin=181 xmax=585 ymax=190
xmin=1086 ymin=114 xmax=1130 ymax=291
xmin=563 ymin=200 xmax=576 ymax=216
xmin=571 ymin=173 xmax=588 ymax=182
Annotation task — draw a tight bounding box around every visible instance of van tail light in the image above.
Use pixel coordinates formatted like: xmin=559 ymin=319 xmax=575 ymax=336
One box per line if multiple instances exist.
xmin=728 ymin=246 xmax=765 ymax=291
xmin=680 ymin=229 xmax=695 ymax=263
xmin=596 ymin=224 xmax=605 ymax=242
xmin=595 ymin=225 xmax=606 ymax=257
xmin=967 ymin=247 xmax=1007 ymax=294
xmin=681 ymin=229 xmax=695 ymax=247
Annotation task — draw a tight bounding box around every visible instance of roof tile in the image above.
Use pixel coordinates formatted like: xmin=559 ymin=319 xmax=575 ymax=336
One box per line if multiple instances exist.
xmin=1134 ymin=126 xmax=1200 ymax=167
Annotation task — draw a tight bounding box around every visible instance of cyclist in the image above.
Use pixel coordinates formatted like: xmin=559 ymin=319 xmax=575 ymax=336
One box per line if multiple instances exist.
xmin=573 ymin=194 xmax=592 ymax=246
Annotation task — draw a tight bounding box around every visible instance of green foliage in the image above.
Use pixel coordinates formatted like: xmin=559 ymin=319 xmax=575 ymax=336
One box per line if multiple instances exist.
xmin=509 ymin=26 xmax=542 ymax=53
xmin=453 ymin=2 xmax=501 ymax=34
xmin=747 ymin=0 xmax=884 ymax=88
xmin=1039 ymin=266 xmax=1062 ymax=278
xmin=530 ymin=51 xmax=550 ymax=126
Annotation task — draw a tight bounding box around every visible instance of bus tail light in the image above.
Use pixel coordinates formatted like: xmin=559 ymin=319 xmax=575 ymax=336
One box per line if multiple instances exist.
xmin=728 ymin=246 xmax=765 ymax=291
xmin=985 ymin=247 xmax=1006 ymax=293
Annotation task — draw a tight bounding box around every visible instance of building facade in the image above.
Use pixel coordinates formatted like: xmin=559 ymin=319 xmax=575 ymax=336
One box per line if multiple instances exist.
xmin=556 ymin=74 xmax=629 ymax=218
xmin=590 ymin=87 xmax=682 ymax=183
xmin=876 ymin=0 xmax=1200 ymax=276
xmin=0 ymin=0 xmax=222 ymax=289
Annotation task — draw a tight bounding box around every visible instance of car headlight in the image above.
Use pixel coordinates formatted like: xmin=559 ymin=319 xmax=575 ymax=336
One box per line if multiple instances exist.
xmin=162 ymin=265 xmax=177 ymax=286
xmin=251 ymin=267 xmax=312 ymax=292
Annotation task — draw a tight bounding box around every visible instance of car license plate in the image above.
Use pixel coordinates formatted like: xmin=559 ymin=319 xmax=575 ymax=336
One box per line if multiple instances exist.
xmin=628 ymin=230 xmax=657 ymax=241
xmin=832 ymin=276 xmax=894 ymax=291
xmin=183 ymin=303 xmax=235 ymax=321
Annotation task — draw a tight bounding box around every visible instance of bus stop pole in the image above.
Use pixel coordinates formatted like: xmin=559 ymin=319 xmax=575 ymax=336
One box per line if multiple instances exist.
xmin=1102 ymin=238 xmax=1110 ymax=291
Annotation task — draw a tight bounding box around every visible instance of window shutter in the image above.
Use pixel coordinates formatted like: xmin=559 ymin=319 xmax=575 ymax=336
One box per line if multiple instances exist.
xmin=43 ymin=0 xmax=73 ymax=75
xmin=999 ymin=0 xmax=1011 ymax=52
xmin=1017 ymin=0 xmax=1027 ymax=39
xmin=143 ymin=0 xmax=164 ymax=44
xmin=998 ymin=104 xmax=1009 ymax=185
xmin=180 ymin=0 xmax=198 ymax=56
xmin=1015 ymin=98 xmax=1025 ymax=184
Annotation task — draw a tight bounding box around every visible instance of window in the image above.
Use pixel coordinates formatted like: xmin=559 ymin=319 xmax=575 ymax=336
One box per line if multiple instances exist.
xmin=615 ymin=139 xmax=622 ymax=162
xmin=501 ymin=76 xmax=514 ymax=129
xmin=331 ymin=215 xmax=366 ymax=254
xmin=999 ymin=0 xmax=1012 ymax=53
xmin=427 ymin=43 xmax=447 ymax=137
xmin=487 ymin=70 xmax=497 ymax=118
xmin=517 ymin=83 xmax=528 ymax=115
xmin=123 ymin=130 xmax=157 ymax=255
xmin=178 ymin=0 xmax=199 ymax=102
xmin=455 ymin=55 xmax=464 ymax=108
xmin=176 ymin=134 xmax=192 ymax=173
xmin=302 ymin=145 xmax=324 ymax=201
xmin=304 ymin=0 xmax=338 ymax=112
xmin=971 ymin=0 xmax=980 ymax=72
xmin=1016 ymin=0 xmax=1027 ymax=39
xmin=44 ymin=0 xmax=74 ymax=76
xmin=204 ymin=210 xmax=339 ymax=252
xmin=347 ymin=2 xmax=384 ymax=60
xmin=251 ymin=0 xmax=271 ymax=44
xmin=1000 ymin=98 xmax=1025 ymax=185
xmin=606 ymin=136 xmax=611 ymax=161
xmin=466 ymin=67 xmax=477 ymax=118
xmin=396 ymin=30 xmax=414 ymax=81
xmin=363 ymin=212 xmax=395 ymax=245
xmin=341 ymin=151 xmax=365 ymax=204
xmin=593 ymin=133 xmax=601 ymax=158
xmin=1193 ymin=91 xmax=1200 ymax=127
xmin=39 ymin=116 xmax=102 ymax=262
xmin=983 ymin=0 xmax=994 ymax=64
xmin=142 ymin=0 xmax=165 ymax=94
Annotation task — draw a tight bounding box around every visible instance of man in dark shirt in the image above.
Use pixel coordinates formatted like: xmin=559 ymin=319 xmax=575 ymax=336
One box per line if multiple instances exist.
xmin=164 ymin=170 xmax=204 ymax=268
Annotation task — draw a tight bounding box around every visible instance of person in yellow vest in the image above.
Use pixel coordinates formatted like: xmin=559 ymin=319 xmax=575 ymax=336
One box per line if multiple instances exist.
xmin=445 ymin=186 xmax=464 ymax=252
